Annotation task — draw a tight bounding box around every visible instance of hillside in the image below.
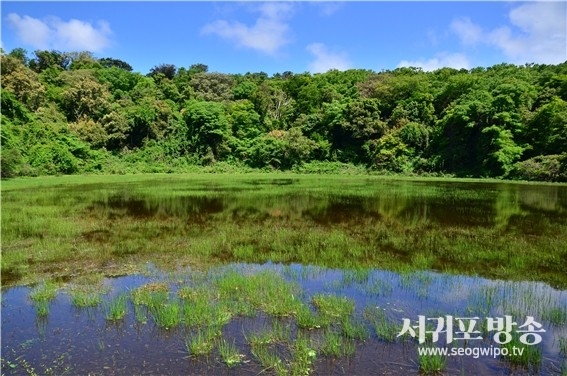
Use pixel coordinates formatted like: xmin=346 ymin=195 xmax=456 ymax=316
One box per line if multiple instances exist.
xmin=1 ymin=49 xmax=566 ymax=181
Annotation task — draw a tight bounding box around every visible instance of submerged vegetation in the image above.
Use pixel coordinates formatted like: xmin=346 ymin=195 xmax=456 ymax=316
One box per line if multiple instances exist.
xmin=3 ymin=264 xmax=566 ymax=375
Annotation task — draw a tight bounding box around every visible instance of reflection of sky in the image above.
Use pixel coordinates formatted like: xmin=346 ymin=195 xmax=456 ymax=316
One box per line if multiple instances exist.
xmin=2 ymin=263 xmax=566 ymax=374
xmin=251 ymin=263 xmax=567 ymax=356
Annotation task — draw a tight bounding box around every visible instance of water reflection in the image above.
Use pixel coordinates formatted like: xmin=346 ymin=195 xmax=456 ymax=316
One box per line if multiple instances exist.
xmin=85 ymin=181 xmax=567 ymax=231
xmin=2 ymin=264 xmax=566 ymax=375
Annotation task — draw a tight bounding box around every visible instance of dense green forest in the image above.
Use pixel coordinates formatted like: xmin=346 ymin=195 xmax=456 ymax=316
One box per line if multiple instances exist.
xmin=1 ymin=48 xmax=566 ymax=181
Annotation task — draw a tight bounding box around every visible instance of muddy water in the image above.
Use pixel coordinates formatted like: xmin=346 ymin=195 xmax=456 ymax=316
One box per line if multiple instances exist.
xmin=2 ymin=264 xmax=566 ymax=375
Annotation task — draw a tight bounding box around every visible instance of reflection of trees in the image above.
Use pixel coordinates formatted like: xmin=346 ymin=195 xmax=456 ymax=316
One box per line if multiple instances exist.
xmin=86 ymin=182 xmax=567 ymax=233
xmin=519 ymin=186 xmax=567 ymax=213
xmin=493 ymin=188 xmax=523 ymax=230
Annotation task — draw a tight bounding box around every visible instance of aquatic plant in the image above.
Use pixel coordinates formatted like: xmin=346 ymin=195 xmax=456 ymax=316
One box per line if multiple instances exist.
xmin=364 ymin=306 xmax=400 ymax=342
xmin=71 ymin=292 xmax=102 ymax=308
xmin=320 ymin=331 xmax=356 ymax=357
xmin=29 ymin=281 xmax=58 ymax=303
xmin=105 ymin=294 xmax=128 ymax=320
xmin=418 ymin=344 xmax=447 ymax=374
xmin=341 ymin=318 xmax=368 ymax=340
xmin=150 ymin=301 xmax=181 ymax=329
xmin=186 ymin=328 xmax=216 ymax=356
xmin=501 ymin=336 xmax=542 ymax=368
xmin=217 ymin=339 xmax=244 ymax=368
xmin=312 ymin=294 xmax=355 ymax=323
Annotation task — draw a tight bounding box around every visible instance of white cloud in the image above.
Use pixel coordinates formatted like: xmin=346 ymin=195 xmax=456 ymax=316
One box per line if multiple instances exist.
xmin=6 ymin=13 xmax=113 ymax=52
xmin=489 ymin=1 xmax=566 ymax=64
xmin=6 ymin=14 xmax=51 ymax=49
xmin=398 ymin=52 xmax=470 ymax=72
xmin=451 ymin=2 xmax=566 ymax=64
xmin=306 ymin=43 xmax=351 ymax=73
xmin=201 ymin=2 xmax=293 ymax=55
xmin=450 ymin=17 xmax=482 ymax=46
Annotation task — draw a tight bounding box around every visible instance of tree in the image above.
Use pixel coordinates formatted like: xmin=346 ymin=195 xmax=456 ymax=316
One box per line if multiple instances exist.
xmin=68 ymin=51 xmax=102 ymax=70
xmin=188 ymin=63 xmax=208 ymax=75
xmin=525 ymin=97 xmax=567 ymax=156
xmin=96 ymin=67 xmax=141 ymax=98
xmin=29 ymin=50 xmax=70 ymax=72
xmin=7 ymin=48 xmax=29 ymax=65
xmin=189 ymin=72 xmax=235 ymax=102
xmin=148 ymin=64 xmax=176 ymax=80
xmin=1 ymin=55 xmax=46 ymax=110
xmin=248 ymin=128 xmax=315 ymax=169
xmin=99 ymin=57 xmax=133 ymax=71
xmin=480 ymin=125 xmax=523 ymax=176
xmin=59 ymin=70 xmax=112 ymax=121
xmin=182 ymin=100 xmax=232 ymax=162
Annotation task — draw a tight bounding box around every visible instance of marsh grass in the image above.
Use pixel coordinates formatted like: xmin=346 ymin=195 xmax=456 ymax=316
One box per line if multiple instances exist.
xmin=542 ymin=306 xmax=567 ymax=326
xmin=35 ymin=300 xmax=50 ymax=317
xmin=215 ymin=270 xmax=302 ymax=317
xmin=290 ymin=335 xmax=317 ymax=376
xmin=186 ymin=328 xmax=217 ymax=356
xmin=150 ymin=301 xmax=181 ymax=329
xmin=418 ymin=343 xmax=447 ymax=374
xmin=131 ymin=283 xmax=169 ymax=308
xmin=70 ymin=292 xmax=102 ymax=308
xmin=217 ymin=338 xmax=244 ymax=368
xmin=341 ymin=268 xmax=371 ymax=285
xmin=559 ymin=336 xmax=567 ymax=355
xmin=106 ymin=294 xmax=128 ymax=321
xmin=250 ymin=344 xmax=285 ymax=374
xmin=296 ymin=305 xmax=330 ymax=330
xmin=134 ymin=304 xmax=148 ymax=324
xmin=363 ymin=278 xmax=394 ymax=297
xmin=319 ymin=331 xmax=356 ymax=357
xmin=248 ymin=320 xmax=291 ymax=348
xmin=363 ymin=307 xmax=400 ymax=342
xmin=29 ymin=281 xmax=58 ymax=303
xmin=3 ymin=174 xmax=567 ymax=289
xmin=501 ymin=336 xmax=542 ymax=368
xmin=341 ymin=318 xmax=368 ymax=340
xmin=312 ymin=294 xmax=355 ymax=323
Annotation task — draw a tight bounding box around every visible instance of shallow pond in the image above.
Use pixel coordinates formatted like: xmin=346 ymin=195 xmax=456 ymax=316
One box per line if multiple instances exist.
xmin=2 ymin=263 xmax=566 ymax=375
xmin=2 ymin=175 xmax=567 ymax=374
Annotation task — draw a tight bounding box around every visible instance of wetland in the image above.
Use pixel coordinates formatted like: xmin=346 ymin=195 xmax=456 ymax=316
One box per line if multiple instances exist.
xmin=1 ymin=174 xmax=567 ymax=375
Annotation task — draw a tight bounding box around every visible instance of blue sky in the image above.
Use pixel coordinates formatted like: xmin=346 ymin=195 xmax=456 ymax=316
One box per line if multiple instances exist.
xmin=2 ymin=1 xmax=566 ymax=75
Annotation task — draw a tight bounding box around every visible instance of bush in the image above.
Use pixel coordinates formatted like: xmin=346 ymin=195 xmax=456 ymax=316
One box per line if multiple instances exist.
xmin=510 ymin=154 xmax=567 ymax=182
xmin=28 ymin=143 xmax=79 ymax=174
xmin=292 ymin=161 xmax=367 ymax=174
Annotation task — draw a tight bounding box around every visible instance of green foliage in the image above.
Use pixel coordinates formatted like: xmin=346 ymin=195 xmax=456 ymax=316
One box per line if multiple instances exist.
xmin=525 ymin=97 xmax=567 ymax=157
xmin=182 ymin=99 xmax=232 ymax=162
xmin=98 ymin=57 xmax=133 ymax=71
xmin=511 ymin=154 xmax=567 ymax=182
xmin=148 ymin=63 xmax=176 ymax=80
xmin=2 ymin=47 xmax=566 ymax=181
xmin=1 ymin=55 xmax=46 ymax=110
xmin=248 ymin=128 xmax=316 ymax=169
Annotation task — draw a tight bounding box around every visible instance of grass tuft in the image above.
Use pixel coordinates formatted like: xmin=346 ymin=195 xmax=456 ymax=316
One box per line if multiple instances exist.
xmin=217 ymin=339 xmax=244 ymax=368
xmin=106 ymin=294 xmax=128 ymax=320
xmin=186 ymin=328 xmax=217 ymax=356
xmin=418 ymin=339 xmax=447 ymax=374
xmin=29 ymin=281 xmax=58 ymax=303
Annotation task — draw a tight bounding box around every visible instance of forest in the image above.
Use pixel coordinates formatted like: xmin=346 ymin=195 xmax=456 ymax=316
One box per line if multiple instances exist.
xmin=1 ymin=48 xmax=566 ymax=181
